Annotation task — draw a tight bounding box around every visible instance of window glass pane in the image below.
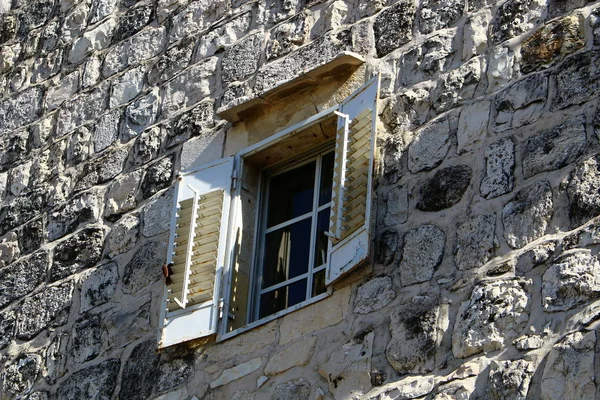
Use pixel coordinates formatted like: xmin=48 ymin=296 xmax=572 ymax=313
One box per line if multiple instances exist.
xmin=267 ymin=162 xmax=316 ymax=227
xmin=319 ymin=151 xmax=334 ymax=206
xmin=314 ymin=208 xmax=330 ymax=267
xmin=312 ymin=270 xmax=326 ymax=296
xmin=262 ymin=218 xmax=311 ymax=288
xmin=259 ymin=279 xmax=307 ymax=319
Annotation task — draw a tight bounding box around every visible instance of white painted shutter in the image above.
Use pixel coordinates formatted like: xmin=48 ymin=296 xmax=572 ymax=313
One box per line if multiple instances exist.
xmin=326 ymin=75 xmax=379 ymax=285
xmin=158 ymin=157 xmax=234 ymax=348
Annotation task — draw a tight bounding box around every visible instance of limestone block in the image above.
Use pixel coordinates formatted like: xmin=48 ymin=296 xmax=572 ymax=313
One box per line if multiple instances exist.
xmin=0 ymin=232 xmax=19 ymax=267
xmin=19 ymin=218 xmax=46 ymax=255
xmin=463 ymin=11 xmax=491 ymax=60
xmin=541 ymin=331 xmax=596 ymax=400
xmin=502 ymin=181 xmax=553 ymax=249
xmin=109 ymin=66 xmax=145 ymax=108
xmin=0 ymin=130 xmax=29 ymax=169
xmin=107 ymin=213 xmax=139 ymax=257
xmin=386 ymin=296 xmax=441 ymax=374
xmin=0 ymin=251 xmax=48 ymax=309
xmin=130 ymin=126 xmax=163 ymax=167
xmin=373 ymin=0 xmax=416 ymax=57
xmin=522 ymin=116 xmax=586 ymax=178
xmin=56 ymin=87 xmax=107 ymax=137
xmin=0 ymin=43 xmax=19 ymax=73
xmin=72 ymin=314 xmax=102 ymax=363
xmin=16 ymin=281 xmax=74 ymax=340
xmin=592 ymin=8 xmax=600 ymax=46
xmin=490 ymin=0 xmax=546 ymax=44
xmin=480 ymin=137 xmax=515 ymax=199
xmin=400 ymin=31 xmax=455 ymax=87
xmin=222 ymin=31 xmax=263 ymax=84
xmin=161 ymin=58 xmax=217 ymax=117
xmin=48 ymin=191 xmax=100 ymax=241
xmin=140 ymin=156 xmax=173 ymax=199
xmin=50 ymin=227 xmax=105 ymax=281
xmin=516 ymin=241 xmax=555 ymax=274
xmin=156 ymin=359 xmax=194 ymax=393
xmin=93 ymin=109 xmax=120 ymax=152
xmin=197 ymin=12 xmax=252 ymax=61
xmin=408 ymin=116 xmax=451 ymax=172
xmin=265 ymin=335 xmax=317 ymax=376
xmin=486 ymin=360 xmax=534 ymax=400
xmin=56 ymin=359 xmax=120 ymax=400
xmin=521 ymin=15 xmax=584 ymax=74
xmin=122 ymin=241 xmax=166 ymax=294
xmin=319 ymin=331 xmax=374 ymax=399
xmin=9 ymin=160 xmax=32 ymax=196
xmin=364 ymin=376 xmax=435 ymax=400
xmin=266 ymin=13 xmax=307 ymax=61
xmin=68 ymin=17 xmax=116 ymax=63
xmin=399 ymin=225 xmax=445 ymax=286
xmin=513 ymin=334 xmax=544 ymax=350
xmin=0 ymin=171 xmax=7 ymax=203
xmin=0 ymin=309 xmax=15 ymax=349
xmin=567 ymin=155 xmax=600 ymax=227
xmin=46 ymin=71 xmax=80 ymax=111
xmin=455 ymin=214 xmax=495 ymax=271
xmin=105 ymin=294 xmax=151 ymax=348
xmin=434 ymin=57 xmax=482 ymax=112
xmin=79 ymin=262 xmax=118 ymax=312
xmin=45 ymin=332 xmax=69 ymax=384
xmin=416 ymin=165 xmax=472 ymax=212
xmin=457 ymin=101 xmax=489 ymax=154
xmin=82 ymin=56 xmax=101 ymax=88
xmin=452 ymin=279 xmax=530 ymax=358
xmin=210 ymin=358 xmax=262 ymax=389
xmin=142 ymin=189 xmax=172 ymax=238
xmin=168 ymin=99 xmax=216 ymax=148
xmin=17 ymin=0 xmax=53 ymax=34
xmin=104 ymin=169 xmax=143 ymax=218
xmin=169 ymin=0 xmax=228 ymax=43
xmin=90 ymin=0 xmax=118 ymax=24
xmin=103 ymin=27 xmax=167 ymax=77
xmin=279 ymin=286 xmax=350 ymax=345
xmin=552 ymin=50 xmax=600 ymax=111
xmin=62 ymin=1 xmax=90 ymax=41
xmin=418 ymin=0 xmax=462 ymax=34
xmin=148 ymin=39 xmax=194 ymax=86
xmin=354 ymin=276 xmax=395 ymax=314
xmin=66 ymin=127 xmax=92 ymax=166
xmin=205 ymin=321 xmax=278 ymax=362
xmin=542 ymin=251 xmax=600 ymax=312
xmin=75 ymin=147 xmax=129 ymax=191
xmin=114 ymin=4 xmax=153 ymax=42
xmin=0 ymin=189 xmax=46 ymax=236
xmin=494 ymin=74 xmax=546 ymax=132
xmin=431 ymin=383 xmax=472 ymax=400
xmin=0 ymin=86 xmax=43 ymax=134
xmin=1 ymin=353 xmax=42 ymax=399
xmin=266 ymin=0 xmax=304 ymax=25
xmin=270 ymin=378 xmax=311 ymax=400
xmin=0 ymin=15 xmax=18 ymax=44
xmin=180 ymin=129 xmax=224 ymax=172
xmin=384 ymin=185 xmax=408 ymax=227
xmin=120 ymin=340 xmax=160 ymax=400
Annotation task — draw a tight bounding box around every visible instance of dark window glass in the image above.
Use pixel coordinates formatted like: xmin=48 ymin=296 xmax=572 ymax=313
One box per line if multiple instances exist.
xmin=259 ymin=279 xmax=307 ymax=319
xmin=267 ymin=162 xmax=315 ymax=227
xmin=314 ymin=208 xmax=330 ymax=267
xmin=318 ymin=151 xmax=334 ymax=206
xmin=312 ymin=269 xmax=326 ymax=296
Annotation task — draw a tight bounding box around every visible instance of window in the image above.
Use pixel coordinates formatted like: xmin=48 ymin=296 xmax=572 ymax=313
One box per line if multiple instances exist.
xmin=157 ymin=75 xmax=380 ymax=348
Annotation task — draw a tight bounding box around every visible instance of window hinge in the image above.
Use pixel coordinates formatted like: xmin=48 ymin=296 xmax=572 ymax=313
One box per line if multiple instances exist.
xmin=218 ymin=298 xmax=224 ymax=319
xmin=232 ymin=168 xmax=239 ymax=191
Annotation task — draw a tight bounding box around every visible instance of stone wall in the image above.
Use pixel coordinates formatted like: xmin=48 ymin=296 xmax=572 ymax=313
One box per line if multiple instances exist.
xmin=2 ymin=0 xmax=600 ymax=398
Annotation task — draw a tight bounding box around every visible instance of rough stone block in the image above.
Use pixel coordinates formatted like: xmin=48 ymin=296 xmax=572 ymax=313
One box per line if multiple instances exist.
xmin=169 ymin=0 xmax=228 ymax=43
xmin=79 ymin=262 xmax=118 ymax=313
xmin=105 ymin=294 xmax=151 ymax=348
xmin=452 ymin=279 xmax=530 ymax=358
xmin=0 ymin=232 xmax=20 ymax=267
xmin=18 ymin=0 xmax=53 ymax=35
xmin=502 ymin=181 xmax=553 ymax=249
xmin=0 ymin=251 xmax=48 ymax=309
xmin=196 ymin=12 xmax=252 ymax=61
xmin=433 ymin=57 xmax=482 ymax=112
xmin=399 ymin=224 xmax=445 ymax=286
xmin=418 ymin=0 xmax=462 ymax=34
xmin=56 ymin=87 xmax=107 ymax=137
xmin=48 ymin=191 xmax=100 ymax=241
xmin=93 ymin=109 xmax=120 ymax=152
xmin=521 ymin=15 xmax=584 ymax=74
xmin=542 ymin=251 xmax=600 ymax=312
xmin=354 ymin=276 xmax=395 ymax=316
xmin=57 ymin=359 xmax=120 ymax=400
xmin=90 ymin=0 xmax=118 ymax=24
xmin=0 ymin=309 xmax=15 ymax=349
xmin=463 ymin=12 xmax=491 ymax=60
xmin=17 ymin=281 xmax=74 ymax=340
xmin=567 ymin=154 xmax=600 ymax=227
xmin=457 ymin=101 xmax=489 ymax=154
xmin=45 ymin=332 xmax=68 ymax=384
xmin=120 ymin=340 xmax=161 ymax=400
xmin=114 ymin=4 xmax=153 ymax=42
xmin=222 ymin=31 xmax=263 ymax=84
xmin=9 ymin=159 xmax=32 ymax=196
xmin=46 ymin=71 xmax=80 ymax=111
xmin=69 ymin=18 xmax=116 ymax=63
xmin=140 ymin=156 xmax=173 ymax=199
xmin=386 ymin=295 xmax=441 ymax=374
xmin=104 ymin=169 xmax=143 ymax=219
xmin=142 ymin=188 xmax=172 ymax=237
xmin=270 ymin=378 xmax=311 ymax=400
xmin=400 ymin=31 xmax=455 ymax=88
xmin=265 ymin=335 xmax=316 ymax=376
xmin=109 ymin=66 xmax=145 ymax=108
xmin=72 ymin=314 xmax=102 ymax=363
xmin=62 ymin=1 xmax=90 ymax=42
xmin=122 ymin=241 xmax=166 ymax=294
xmin=408 ymin=116 xmax=451 ymax=173
xmin=487 ymin=46 xmax=514 ymax=92
xmin=266 ymin=13 xmax=307 ymax=61
xmin=75 ymin=147 xmax=128 ymax=191
xmin=552 ymin=50 xmax=600 ymax=111
xmin=455 ymin=214 xmax=495 ymax=271
xmin=416 ymin=165 xmax=472 ymax=212
xmin=486 ymin=360 xmax=535 ymax=399
xmin=0 ymin=86 xmax=43 ymax=134
xmin=490 ymin=0 xmax=546 ymax=44
xmin=161 ymin=58 xmax=217 ymax=117
xmin=50 ymin=227 xmax=105 ymax=281
xmin=377 ymin=230 xmax=398 ymax=266
xmin=167 ymin=99 xmax=215 ymax=148
xmin=148 ymin=38 xmax=194 ymax=86
xmin=107 ymin=213 xmax=140 ymax=257
xmin=102 ymin=27 xmax=167 ymax=77
xmin=480 ymin=137 xmax=515 ymax=199
xmin=494 ymin=74 xmax=547 ymax=132
xmin=156 ymin=359 xmax=194 ymax=394
xmin=66 ymin=127 xmax=93 ymax=166
xmin=120 ymin=88 xmax=159 ymax=141
xmin=373 ymin=0 xmax=416 ymax=57
xmin=516 ymin=241 xmax=555 ymax=274
xmin=1 ymin=353 xmax=42 ymax=399
xmin=0 ymin=189 xmax=46 ymax=236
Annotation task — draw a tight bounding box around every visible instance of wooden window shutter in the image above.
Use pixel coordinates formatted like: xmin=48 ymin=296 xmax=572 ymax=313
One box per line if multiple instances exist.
xmin=326 ymin=75 xmax=379 ymax=285
xmin=158 ymin=157 xmax=234 ymax=348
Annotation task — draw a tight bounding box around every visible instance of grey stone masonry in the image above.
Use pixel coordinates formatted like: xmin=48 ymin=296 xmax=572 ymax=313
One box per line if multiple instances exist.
xmin=3 ymin=0 xmax=600 ymax=399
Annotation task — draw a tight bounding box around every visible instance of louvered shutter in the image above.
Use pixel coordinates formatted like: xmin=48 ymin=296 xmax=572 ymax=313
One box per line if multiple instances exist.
xmin=158 ymin=157 xmax=234 ymax=348
xmin=326 ymin=75 xmax=379 ymax=285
